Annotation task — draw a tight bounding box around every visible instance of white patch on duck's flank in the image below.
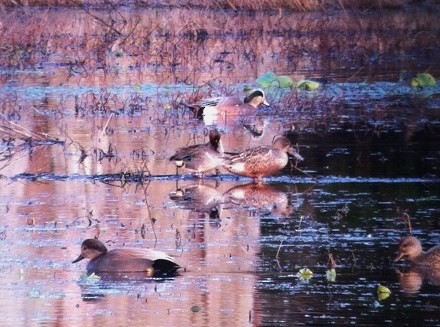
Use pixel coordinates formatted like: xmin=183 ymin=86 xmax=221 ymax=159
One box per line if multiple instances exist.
xmin=231 ymin=189 xmax=246 ymax=199
xmin=230 ymin=162 xmax=246 ymax=173
xmin=203 ymin=107 xmax=220 ymax=126
xmin=175 ymin=160 xmax=184 ymax=167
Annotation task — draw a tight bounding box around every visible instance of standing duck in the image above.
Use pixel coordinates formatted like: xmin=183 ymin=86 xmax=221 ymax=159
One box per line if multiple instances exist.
xmin=394 ymin=236 xmax=440 ymax=269
xmin=223 ymin=135 xmax=303 ymax=182
xmin=169 ymin=129 xmax=225 ymax=176
xmin=72 ymin=239 xmax=181 ymax=276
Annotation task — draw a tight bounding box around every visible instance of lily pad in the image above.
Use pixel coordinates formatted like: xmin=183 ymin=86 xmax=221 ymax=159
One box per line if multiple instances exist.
xmin=326 ymin=268 xmax=336 ymax=282
xmin=274 ymin=75 xmax=295 ymax=88
xmin=296 ymin=80 xmax=320 ymax=91
xmin=377 ymin=284 xmax=391 ymax=301
xmin=79 ymin=272 xmax=101 ymax=285
xmin=297 ymin=268 xmax=313 ymax=281
xmin=411 ymin=73 xmax=436 ymax=88
xmin=256 ymin=72 xmax=277 ymax=88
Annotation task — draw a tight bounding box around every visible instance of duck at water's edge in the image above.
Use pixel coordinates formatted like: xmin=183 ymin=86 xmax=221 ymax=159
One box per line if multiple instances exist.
xmin=169 ymin=129 xmax=225 ymax=177
xmin=223 ymin=135 xmax=303 ymax=182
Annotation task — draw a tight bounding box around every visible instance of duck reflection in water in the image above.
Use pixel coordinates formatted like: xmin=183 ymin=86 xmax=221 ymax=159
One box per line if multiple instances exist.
xmin=225 ymin=183 xmax=294 ymax=217
xmin=169 ymin=182 xmax=228 ymax=213
xmin=169 ymin=182 xmax=229 ymax=228
xmin=394 ymin=236 xmax=440 ymax=293
xmin=395 ymin=267 xmax=440 ymax=294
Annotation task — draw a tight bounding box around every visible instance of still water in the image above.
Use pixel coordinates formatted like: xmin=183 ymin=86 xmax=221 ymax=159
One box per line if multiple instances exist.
xmin=1 ymin=4 xmax=440 ymax=327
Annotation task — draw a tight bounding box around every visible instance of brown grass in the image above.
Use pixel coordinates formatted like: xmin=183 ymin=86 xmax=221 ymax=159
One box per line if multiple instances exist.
xmin=0 ymin=0 xmax=426 ymax=11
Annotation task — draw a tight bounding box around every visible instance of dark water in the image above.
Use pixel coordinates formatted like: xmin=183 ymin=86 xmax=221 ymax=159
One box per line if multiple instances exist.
xmin=1 ymin=4 xmax=440 ymax=327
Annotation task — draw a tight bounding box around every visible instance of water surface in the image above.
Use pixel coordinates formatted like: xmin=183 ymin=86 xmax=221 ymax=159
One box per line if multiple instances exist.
xmin=1 ymin=4 xmax=440 ymax=327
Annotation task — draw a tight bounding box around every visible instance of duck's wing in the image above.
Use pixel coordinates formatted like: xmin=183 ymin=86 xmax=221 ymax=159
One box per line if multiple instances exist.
xmin=424 ymin=245 xmax=440 ymax=268
xmin=199 ymin=96 xmax=224 ymax=108
xmin=229 ymin=146 xmax=272 ymax=165
xmin=96 ymin=249 xmax=180 ymax=275
xmin=200 ymin=95 xmax=242 ymax=108
xmin=224 ymin=146 xmax=271 ymax=172
xmin=169 ymin=143 xmax=207 ymax=161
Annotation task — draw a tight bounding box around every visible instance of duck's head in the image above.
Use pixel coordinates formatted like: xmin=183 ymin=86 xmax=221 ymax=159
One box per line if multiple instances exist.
xmin=272 ymin=135 xmax=293 ymax=152
xmin=272 ymin=135 xmax=304 ymax=161
xmin=394 ymin=236 xmax=423 ymax=262
xmin=244 ymin=89 xmax=270 ymax=108
xmin=208 ymin=129 xmax=224 ymax=152
xmin=72 ymin=239 xmax=108 ymax=263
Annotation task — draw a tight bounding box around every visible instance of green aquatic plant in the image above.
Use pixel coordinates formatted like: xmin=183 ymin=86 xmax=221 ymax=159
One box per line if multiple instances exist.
xmin=377 ymin=284 xmax=391 ymax=301
xmin=275 ymin=75 xmax=295 ymax=88
xmin=79 ymin=272 xmax=101 ymax=285
xmin=296 ymin=80 xmax=320 ymax=91
xmin=411 ymin=73 xmax=436 ymax=88
xmin=297 ymin=268 xmax=313 ymax=281
xmin=256 ymin=72 xmax=277 ymax=88
xmin=256 ymin=72 xmax=319 ymax=90
xmin=326 ymin=268 xmax=336 ymax=282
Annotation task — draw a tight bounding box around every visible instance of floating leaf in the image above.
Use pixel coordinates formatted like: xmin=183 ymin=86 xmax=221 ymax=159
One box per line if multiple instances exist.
xmin=256 ymin=72 xmax=276 ymax=88
xmin=297 ymin=268 xmax=313 ymax=281
xmin=164 ymin=104 xmax=171 ymax=110
xmin=411 ymin=73 xmax=436 ymax=88
xmin=296 ymin=80 xmax=320 ymax=91
xmin=274 ymin=75 xmax=295 ymax=88
xmin=79 ymin=272 xmax=101 ymax=285
xmin=326 ymin=268 xmax=336 ymax=282
xmin=377 ymin=284 xmax=391 ymax=301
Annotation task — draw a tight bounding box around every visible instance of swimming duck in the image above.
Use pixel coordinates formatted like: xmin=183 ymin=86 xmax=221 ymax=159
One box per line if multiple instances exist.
xmin=169 ymin=129 xmax=225 ymax=176
xmin=223 ymin=135 xmax=304 ymax=181
xmin=72 ymin=239 xmax=181 ymax=276
xmin=394 ymin=236 xmax=440 ymax=269
xmin=194 ymin=89 xmax=270 ymax=126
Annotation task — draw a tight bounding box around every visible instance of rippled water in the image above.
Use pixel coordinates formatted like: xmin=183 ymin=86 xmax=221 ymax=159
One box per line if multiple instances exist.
xmin=1 ymin=4 xmax=440 ymax=327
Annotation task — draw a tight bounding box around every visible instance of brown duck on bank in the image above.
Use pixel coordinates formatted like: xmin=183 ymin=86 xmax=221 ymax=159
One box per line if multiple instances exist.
xmin=169 ymin=129 xmax=225 ymax=176
xmin=223 ymin=135 xmax=303 ymax=182
xmin=394 ymin=236 xmax=440 ymax=269
xmin=72 ymin=239 xmax=181 ymax=277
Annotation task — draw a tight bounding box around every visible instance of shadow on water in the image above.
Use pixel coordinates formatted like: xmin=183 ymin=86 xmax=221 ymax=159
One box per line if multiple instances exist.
xmin=0 ymin=3 xmax=439 ymax=326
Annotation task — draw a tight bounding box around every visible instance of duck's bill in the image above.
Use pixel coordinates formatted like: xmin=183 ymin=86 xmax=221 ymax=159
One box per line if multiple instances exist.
xmin=394 ymin=253 xmax=404 ymax=262
xmin=288 ymin=148 xmax=304 ymax=161
xmin=72 ymin=254 xmax=85 ymax=263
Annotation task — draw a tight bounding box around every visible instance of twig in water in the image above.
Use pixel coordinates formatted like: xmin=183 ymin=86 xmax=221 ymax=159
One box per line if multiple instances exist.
xmin=100 ymin=112 xmax=114 ymax=139
xmin=276 ymin=237 xmax=288 ymax=260
xmin=402 ymin=212 xmax=413 ymax=235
